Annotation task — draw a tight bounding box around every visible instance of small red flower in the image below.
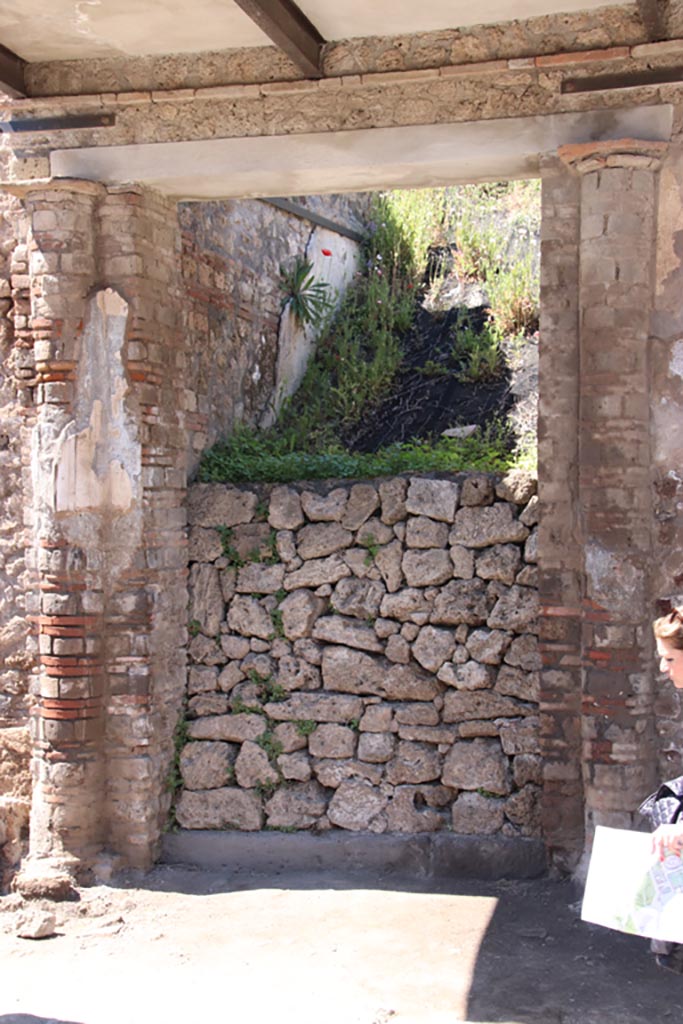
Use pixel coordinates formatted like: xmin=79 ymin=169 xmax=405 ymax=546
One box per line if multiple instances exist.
xmin=321 ymin=248 xmax=332 ymax=256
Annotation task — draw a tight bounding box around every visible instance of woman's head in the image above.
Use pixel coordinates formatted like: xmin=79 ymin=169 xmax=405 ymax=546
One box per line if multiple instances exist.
xmin=654 ymin=607 xmax=683 ymax=688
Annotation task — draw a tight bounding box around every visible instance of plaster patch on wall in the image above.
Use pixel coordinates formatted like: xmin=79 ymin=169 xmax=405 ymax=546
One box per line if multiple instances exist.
xmin=669 ymin=339 xmax=683 ymax=380
xmin=53 ymin=289 xmax=138 ymax=514
xmin=585 ymin=542 xmax=644 ymax=619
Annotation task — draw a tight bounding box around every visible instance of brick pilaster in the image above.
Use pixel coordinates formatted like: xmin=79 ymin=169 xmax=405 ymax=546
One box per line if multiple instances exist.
xmin=558 ymin=139 xmax=666 ymax=857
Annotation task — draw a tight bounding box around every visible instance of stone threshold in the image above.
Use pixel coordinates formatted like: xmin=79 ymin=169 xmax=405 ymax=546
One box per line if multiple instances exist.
xmin=161 ymin=830 xmax=547 ymax=882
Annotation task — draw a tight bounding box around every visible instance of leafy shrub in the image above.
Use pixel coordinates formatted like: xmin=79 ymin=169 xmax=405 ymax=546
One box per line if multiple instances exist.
xmin=279 ymin=256 xmax=333 ymax=328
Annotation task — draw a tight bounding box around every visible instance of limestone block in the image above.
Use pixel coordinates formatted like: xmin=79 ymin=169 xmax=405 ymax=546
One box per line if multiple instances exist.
xmin=327 ymin=779 xmax=388 ymax=831
xmin=495 ymin=470 xmax=536 ymax=505
xmin=293 ymin=638 xmax=323 ymax=666
xmin=188 ymin=526 xmax=223 ymax=562
xmin=357 ymin=732 xmax=395 ymax=763
xmin=374 ymin=539 xmax=404 ymax=592
xmin=504 ymin=634 xmax=541 ymax=672
xmin=386 ymin=634 xmax=411 ymax=663
xmin=180 ymin=741 xmax=235 ymax=790
xmin=442 ymin=738 xmax=511 ymax=795
xmin=356 ymin=517 xmax=394 ymax=548
xmin=394 ymin=704 xmax=439 ymax=726
xmin=514 ymin=564 xmax=536 ymax=587
xmin=406 ymin=478 xmax=459 ymax=522
xmin=505 ymin=784 xmax=541 ymax=835
xmin=498 ymin=717 xmax=540 ymax=755
xmin=189 ymin=564 xmax=224 ymax=637
xmin=265 ymin=781 xmax=329 ymax=829
xmin=216 ymin=663 xmax=244 ymax=693
xmin=487 ymin=585 xmax=538 ymax=634
xmin=176 ymin=787 xmax=262 ymax=830
xmin=448 ymin=545 xmax=475 ymax=580
xmin=297 ymin=521 xmax=353 ymax=559
xmin=276 ymin=655 xmax=321 ymax=692
xmin=520 ymin=495 xmax=539 ymax=527
xmin=279 ymin=589 xmax=325 ymax=640
xmin=405 ymin=516 xmax=449 ymax=549
xmin=277 ymin=752 xmax=312 ymax=782
xmin=451 ymin=792 xmax=505 ymax=834
xmin=234 ymin=740 xmax=279 ymax=789
xmin=402 ymin=548 xmax=453 ymax=587
xmin=220 ymin=634 xmax=250 ymax=660
xmin=359 ymin=704 xmax=393 ymax=733
xmin=431 ymin=579 xmax=488 ymax=626
xmin=236 ymin=563 xmax=285 ymax=594
xmin=309 ymin=723 xmax=357 ymax=759
xmin=465 ymin=628 xmax=512 ymax=665
xmin=341 ymin=483 xmax=379 ymax=529
xmin=188 ymin=694 xmax=231 ymax=717
xmin=188 ymin=636 xmax=222 ymax=665
xmin=276 ymin=530 xmax=297 ymax=564
xmin=268 ymin=485 xmax=304 ymax=530
xmin=344 ymin=547 xmax=383 ymax=579
xmin=513 ymin=754 xmax=543 ymax=787
xmin=284 ymin=554 xmax=351 ymax=590
xmin=524 ymin=528 xmax=538 ymax=564
xmin=15 ymin=909 xmax=57 ymax=940
xmin=460 ymin=475 xmax=495 ymax=507
xmin=187 ymin=713 xmax=266 ymax=743
xmin=312 ymin=615 xmax=382 ymax=653
xmin=219 ymin=567 xmax=237 ymax=604
xmin=331 ymin=577 xmax=385 ymax=619
xmin=229 ymin=682 xmax=262 ymax=708
xmin=188 ymin=666 xmax=219 ymax=695
xmin=300 ymin=488 xmax=348 ymax=521
xmin=385 ymin=786 xmax=444 ymax=832
xmin=188 ymin=484 xmax=257 ymax=527
xmin=273 ymin=722 xmax=308 ymax=754
xmin=230 ymin=523 xmax=273 ymax=561
xmin=398 ymin=725 xmax=457 ymax=744
xmin=241 ymin=652 xmax=274 ymax=679
xmin=313 ymin=759 xmax=383 ymax=789
xmin=475 ymin=544 xmax=521 ymax=585
xmin=227 ymin=595 xmax=274 ymax=639
xmin=380 ymin=588 xmax=432 ymax=622
xmin=438 ymin=660 xmax=492 ymax=691
xmin=443 ymin=691 xmax=534 ymax=723
xmin=379 ymin=477 xmax=407 ymax=524
xmin=401 ymin=623 xmax=420 ymax=641
xmin=383 ymin=663 xmax=441 ymax=701
xmin=412 ymin=625 xmax=455 ymax=672
xmin=385 ymin=740 xmax=442 ymax=784
xmin=495 ymin=665 xmax=539 ymax=702
xmin=264 ymin=692 xmax=363 ymax=723
xmin=450 ymin=504 xmax=529 ymax=548
xmin=459 ymin=721 xmax=502 ymax=738
xmin=321 ymin=646 xmax=385 ymax=695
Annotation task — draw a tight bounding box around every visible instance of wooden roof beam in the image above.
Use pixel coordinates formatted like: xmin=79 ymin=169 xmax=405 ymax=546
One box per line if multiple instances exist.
xmin=232 ymin=0 xmax=325 ymax=78
xmin=0 ymin=42 xmax=26 ymax=98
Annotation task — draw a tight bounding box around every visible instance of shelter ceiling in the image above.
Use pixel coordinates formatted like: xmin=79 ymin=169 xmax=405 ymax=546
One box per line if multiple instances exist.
xmin=1 ymin=0 xmax=627 ymax=62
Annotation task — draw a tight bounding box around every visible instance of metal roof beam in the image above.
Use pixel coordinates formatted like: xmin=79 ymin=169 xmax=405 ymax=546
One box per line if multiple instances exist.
xmin=0 ymin=43 xmax=26 ymax=98
xmin=636 ymin=0 xmax=670 ymax=41
xmin=232 ymin=0 xmax=324 ymax=78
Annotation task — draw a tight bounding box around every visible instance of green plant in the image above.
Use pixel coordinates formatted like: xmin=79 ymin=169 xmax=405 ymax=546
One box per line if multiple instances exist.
xmin=231 ymin=697 xmax=266 ymax=716
xmin=451 ymin=319 xmax=504 ymax=384
xmin=270 ymin=607 xmax=285 ymax=640
xmin=257 ymin=730 xmax=284 ymax=761
xmin=476 ymin=787 xmax=500 ymax=799
xmin=296 ymin=719 xmax=317 ymax=737
xmin=417 ymin=359 xmax=450 ymax=378
xmin=360 ymin=532 xmax=380 ymax=566
xmin=166 ymin=705 xmax=189 ymax=830
xmin=279 ymin=256 xmax=333 ymax=328
xmin=255 ymin=498 xmax=269 ymax=521
xmin=188 ymin=619 xmax=201 ymax=637
xmin=216 ymin=525 xmax=244 ymax=567
xmin=255 ymin=778 xmax=279 ymax=798
xmin=347 ymin=717 xmax=361 ymax=732
xmin=486 ymin=254 xmax=539 ymax=338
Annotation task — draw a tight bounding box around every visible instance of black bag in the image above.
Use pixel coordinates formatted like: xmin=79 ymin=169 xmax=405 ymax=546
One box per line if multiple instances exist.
xmin=638 ymin=776 xmax=683 ymax=830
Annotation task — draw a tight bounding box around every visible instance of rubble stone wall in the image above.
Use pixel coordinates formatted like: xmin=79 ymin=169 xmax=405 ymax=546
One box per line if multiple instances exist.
xmin=178 ymin=471 xmax=540 ymax=837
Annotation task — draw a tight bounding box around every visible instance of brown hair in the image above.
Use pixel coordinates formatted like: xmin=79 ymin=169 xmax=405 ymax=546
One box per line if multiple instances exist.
xmin=654 ymin=607 xmax=683 ymax=650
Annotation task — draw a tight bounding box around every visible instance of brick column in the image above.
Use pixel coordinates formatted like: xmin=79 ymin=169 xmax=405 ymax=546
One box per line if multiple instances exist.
xmin=538 ymin=156 xmax=584 ymax=871
xmin=558 ymin=139 xmax=666 ymax=861
xmin=12 ymin=181 xmax=188 ymax=886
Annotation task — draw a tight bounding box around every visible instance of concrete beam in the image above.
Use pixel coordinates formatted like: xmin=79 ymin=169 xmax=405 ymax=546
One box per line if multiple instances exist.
xmin=50 ymin=105 xmax=673 ymax=201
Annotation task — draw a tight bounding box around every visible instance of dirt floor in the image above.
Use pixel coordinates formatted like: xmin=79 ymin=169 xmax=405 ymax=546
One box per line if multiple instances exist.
xmin=1 ymin=865 xmax=682 ymax=1024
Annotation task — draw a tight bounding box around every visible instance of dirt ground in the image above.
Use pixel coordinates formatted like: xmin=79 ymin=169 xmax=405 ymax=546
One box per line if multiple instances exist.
xmin=0 ymin=865 xmax=682 ymax=1024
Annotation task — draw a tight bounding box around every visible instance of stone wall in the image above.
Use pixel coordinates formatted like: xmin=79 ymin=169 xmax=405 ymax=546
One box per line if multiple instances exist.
xmin=178 ymin=471 xmax=540 ymax=837
xmin=179 ymin=195 xmax=368 ymax=473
